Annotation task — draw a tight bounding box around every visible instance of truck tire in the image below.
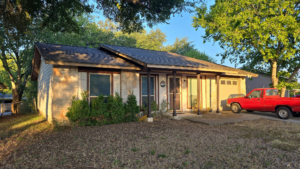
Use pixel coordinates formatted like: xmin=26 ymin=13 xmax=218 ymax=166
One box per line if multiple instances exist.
xmin=231 ymin=103 xmax=241 ymax=114
xmin=276 ymin=107 xmax=291 ymax=119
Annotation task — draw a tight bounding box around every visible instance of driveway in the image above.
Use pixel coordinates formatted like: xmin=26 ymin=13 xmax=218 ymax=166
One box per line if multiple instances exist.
xmin=237 ymin=110 xmax=300 ymax=124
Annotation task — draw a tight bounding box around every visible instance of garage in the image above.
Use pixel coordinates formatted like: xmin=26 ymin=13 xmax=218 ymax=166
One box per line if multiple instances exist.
xmin=219 ymin=77 xmax=240 ymax=111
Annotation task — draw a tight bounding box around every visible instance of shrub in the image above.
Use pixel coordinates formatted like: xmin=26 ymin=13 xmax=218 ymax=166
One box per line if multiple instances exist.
xmin=66 ymin=92 xmax=139 ymax=126
xmin=66 ymin=92 xmax=91 ymax=126
xmin=106 ymin=93 xmax=125 ymax=124
xmin=124 ymin=92 xmax=140 ymax=122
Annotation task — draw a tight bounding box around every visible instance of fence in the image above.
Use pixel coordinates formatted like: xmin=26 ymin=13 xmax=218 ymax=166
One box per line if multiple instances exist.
xmin=0 ymin=103 xmax=12 ymax=113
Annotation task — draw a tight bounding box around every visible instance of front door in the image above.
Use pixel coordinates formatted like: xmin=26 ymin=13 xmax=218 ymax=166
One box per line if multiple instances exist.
xmin=168 ymin=77 xmax=181 ymax=111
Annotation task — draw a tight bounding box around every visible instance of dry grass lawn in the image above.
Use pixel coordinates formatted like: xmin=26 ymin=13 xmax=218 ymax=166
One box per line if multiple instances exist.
xmin=1 ymin=114 xmax=300 ymax=168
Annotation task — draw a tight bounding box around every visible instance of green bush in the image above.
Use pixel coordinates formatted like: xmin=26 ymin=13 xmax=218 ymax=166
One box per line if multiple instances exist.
xmin=124 ymin=92 xmax=140 ymax=122
xmin=66 ymin=92 xmax=139 ymax=126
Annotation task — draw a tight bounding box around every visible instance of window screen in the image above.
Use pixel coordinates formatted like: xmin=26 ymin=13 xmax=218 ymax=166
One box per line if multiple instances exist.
xmin=141 ymin=76 xmax=155 ymax=108
xmin=266 ymin=89 xmax=278 ymax=96
xmin=221 ymin=80 xmax=225 ymax=85
xmin=90 ymin=74 xmax=111 ymax=96
xmin=248 ymin=90 xmax=262 ymax=98
xmin=233 ymin=81 xmax=237 ymax=85
xmin=227 ymin=81 xmax=231 ymax=85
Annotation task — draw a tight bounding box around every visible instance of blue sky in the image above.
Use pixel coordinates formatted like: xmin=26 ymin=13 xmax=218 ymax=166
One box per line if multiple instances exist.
xmin=92 ymin=0 xmax=239 ymax=68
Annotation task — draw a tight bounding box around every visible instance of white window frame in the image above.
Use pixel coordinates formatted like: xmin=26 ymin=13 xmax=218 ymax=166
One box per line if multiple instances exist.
xmin=141 ymin=75 xmax=156 ymax=108
xmin=89 ymin=73 xmax=111 ymax=105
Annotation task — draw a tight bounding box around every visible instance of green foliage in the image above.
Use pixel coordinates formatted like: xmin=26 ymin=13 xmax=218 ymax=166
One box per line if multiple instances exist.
xmin=164 ymin=37 xmax=216 ymax=63
xmin=193 ymin=0 xmax=300 ymax=88
xmin=124 ymin=92 xmax=140 ymax=122
xmin=67 ymin=92 xmax=139 ymax=126
xmin=160 ymin=99 xmax=169 ymax=114
xmin=96 ymin=0 xmax=196 ymax=33
xmin=66 ymin=92 xmax=91 ymax=126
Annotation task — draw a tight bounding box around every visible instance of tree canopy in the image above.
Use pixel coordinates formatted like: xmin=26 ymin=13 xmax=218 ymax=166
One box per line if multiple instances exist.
xmin=96 ymin=0 xmax=198 ymax=33
xmin=193 ymin=0 xmax=300 ymax=95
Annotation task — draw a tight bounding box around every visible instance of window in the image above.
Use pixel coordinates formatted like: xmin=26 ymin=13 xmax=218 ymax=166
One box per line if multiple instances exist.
xmin=233 ymin=81 xmax=237 ymax=85
xmin=266 ymin=89 xmax=278 ymax=96
xmin=141 ymin=76 xmax=155 ymax=108
xmin=188 ymin=78 xmax=197 ymax=109
xmin=221 ymin=80 xmax=225 ymax=85
xmin=90 ymin=74 xmax=111 ymax=104
xmin=227 ymin=80 xmax=231 ymax=85
xmin=248 ymin=90 xmax=261 ymax=98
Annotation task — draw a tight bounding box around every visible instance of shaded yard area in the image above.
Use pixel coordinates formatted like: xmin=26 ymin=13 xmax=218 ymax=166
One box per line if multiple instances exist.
xmin=1 ymin=114 xmax=300 ymax=168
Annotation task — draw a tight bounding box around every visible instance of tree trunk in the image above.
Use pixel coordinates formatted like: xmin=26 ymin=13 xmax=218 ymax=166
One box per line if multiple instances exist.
xmin=280 ymin=87 xmax=286 ymax=97
xmin=11 ymin=88 xmax=22 ymax=114
xmin=271 ymin=61 xmax=278 ymax=87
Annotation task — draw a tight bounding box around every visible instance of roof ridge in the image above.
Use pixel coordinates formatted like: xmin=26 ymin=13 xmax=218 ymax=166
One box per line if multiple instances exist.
xmin=35 ymin=42 xmax=98 ymax=49
xmin=102 ymin=44 xmax=169 ymax=53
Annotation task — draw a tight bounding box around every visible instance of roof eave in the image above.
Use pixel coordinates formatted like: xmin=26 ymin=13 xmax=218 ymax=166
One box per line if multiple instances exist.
xmin=44 ymin=60 xmax=141 ymax=70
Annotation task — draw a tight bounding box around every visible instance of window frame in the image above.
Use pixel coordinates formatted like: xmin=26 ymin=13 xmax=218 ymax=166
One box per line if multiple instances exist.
xmin=140 ymin=75 xmax=156 ymax=109
xmin=89 ymin=73 xmax=112 ymax=105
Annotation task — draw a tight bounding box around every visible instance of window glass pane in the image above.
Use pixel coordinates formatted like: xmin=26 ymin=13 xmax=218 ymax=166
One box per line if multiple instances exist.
xmin=188 ymin=79 xmax=198 ymax=108
xmin=249 ymin=90 xmax=261 ymax=98
xmin=90 ymin=74 xmax=110 ymax=96
xmin=142 ymin=96 xmax=154 ymax=108
xmin=266 ymin=89 xmax=278 ymax=96
xmin=170 ymin=78 xmax=180 ymax=93
xmin=142 ymin=76 xmax=154 ymax=95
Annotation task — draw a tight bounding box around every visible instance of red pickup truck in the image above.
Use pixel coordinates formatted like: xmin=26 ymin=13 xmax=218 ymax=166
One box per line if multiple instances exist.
xmin=227 ymin=88 xmax=300 ymax=119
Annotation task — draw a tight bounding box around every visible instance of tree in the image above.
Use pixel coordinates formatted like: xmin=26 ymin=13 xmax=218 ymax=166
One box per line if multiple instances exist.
xmin=0 ymin=0 xmax=92 ymax=113
xmin=192 ymin=0 xmax=300 ymax=96
xmin=164 ymin=37 xmax=216 ymax=62
xmin=95 ymin=0 xmax=197 ymax=33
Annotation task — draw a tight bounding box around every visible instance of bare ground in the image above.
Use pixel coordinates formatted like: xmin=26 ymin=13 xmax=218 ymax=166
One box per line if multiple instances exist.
xmin=1 ymin=114 xmax=300 ymax=168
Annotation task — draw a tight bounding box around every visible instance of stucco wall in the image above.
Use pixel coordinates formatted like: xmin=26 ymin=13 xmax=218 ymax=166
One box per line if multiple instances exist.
xmin=120 ymin=71 xmax=140 ymax=104
xmin=51 ymin=66 xmax=79 ymax=122
xmin=37 ymin=59 xmax=53 ymax=121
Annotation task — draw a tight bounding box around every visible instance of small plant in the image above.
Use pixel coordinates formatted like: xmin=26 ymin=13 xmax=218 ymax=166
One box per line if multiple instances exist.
xmin=131 ymin=148 xmax=139 ymax=152
xmin=183 ymin=162 xmax=189 ymax=166
xmin=150 ymin=150 xmax=156 ymax=155
xmin=158 ymin=154 xmax=167 ymax=158
xmin=160 ymin=99 xmax=169 ymax=114
xmin=124 ymin=91 xmax=140 ymax=122
xmin=136 ymin=160 xmax=140 ymax=164
xmin=17 ymin=137 xmax=23 ymax=141
xmin=206 ymin=161 xmax=214 ymax=167
xmin=113 ymin=159 xmax=121 ymax=165
xmin=184 ymin=149 xmax=191 ymax=154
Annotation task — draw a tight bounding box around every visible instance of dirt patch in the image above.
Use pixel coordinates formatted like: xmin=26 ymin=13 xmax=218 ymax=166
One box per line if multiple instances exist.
xmin=1 ymin=115 xmax=300 ymax=168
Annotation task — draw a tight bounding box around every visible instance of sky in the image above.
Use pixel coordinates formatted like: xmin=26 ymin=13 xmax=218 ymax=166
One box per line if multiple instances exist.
xmin=92 ymin=0 xmax=238 ymax=68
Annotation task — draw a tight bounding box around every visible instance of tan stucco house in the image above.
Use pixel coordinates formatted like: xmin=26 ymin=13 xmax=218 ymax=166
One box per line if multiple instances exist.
xmin=31 ymin=43 xmax=258 ymax=122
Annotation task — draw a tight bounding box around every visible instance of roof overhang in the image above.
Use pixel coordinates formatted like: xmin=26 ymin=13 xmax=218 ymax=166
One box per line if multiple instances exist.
xmin=44 ymin=60 xmax=141 ymax=70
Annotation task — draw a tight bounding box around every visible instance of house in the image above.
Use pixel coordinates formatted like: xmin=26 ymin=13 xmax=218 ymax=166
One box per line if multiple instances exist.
xmin=31 ymin=43 xmax=258 ymax=122
xmin=245 ymin=73 xmax=291 ymax=97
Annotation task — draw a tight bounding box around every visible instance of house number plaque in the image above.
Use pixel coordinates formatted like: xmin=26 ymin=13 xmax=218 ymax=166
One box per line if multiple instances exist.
xmin=160 ymin=81 xmax=166 ymax=87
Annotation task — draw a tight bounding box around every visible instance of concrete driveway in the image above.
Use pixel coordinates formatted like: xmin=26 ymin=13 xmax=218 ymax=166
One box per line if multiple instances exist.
xmin=232 ymin=110 xmax=300 ymax=124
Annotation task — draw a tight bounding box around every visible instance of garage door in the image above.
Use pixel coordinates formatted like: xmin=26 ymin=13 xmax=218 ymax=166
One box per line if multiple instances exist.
xmin=219 ymin=78 xmax=240 ymax=111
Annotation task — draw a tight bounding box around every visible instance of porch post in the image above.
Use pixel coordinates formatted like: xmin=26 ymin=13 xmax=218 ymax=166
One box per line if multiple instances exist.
xmin=147 ymin=69 xmax=153 ymax=122
xmin=173 ymin=71 xmax=177 ymax=117
xmin=216 ymin=75 xmax=220 ymax=114
xmin=197 ymin=72 xmax=201 ymax=116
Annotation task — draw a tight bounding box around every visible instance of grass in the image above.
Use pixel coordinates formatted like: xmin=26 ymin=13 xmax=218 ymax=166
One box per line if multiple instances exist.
xmin=1 ymin=114 xmax=300 ymax=168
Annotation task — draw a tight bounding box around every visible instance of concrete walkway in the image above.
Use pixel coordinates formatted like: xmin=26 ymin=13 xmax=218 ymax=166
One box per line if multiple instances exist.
xmin=168 ymin=111 xmax=300 ymax=125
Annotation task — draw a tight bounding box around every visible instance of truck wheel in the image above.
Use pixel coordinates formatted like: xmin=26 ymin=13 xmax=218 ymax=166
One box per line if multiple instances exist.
xmin=231 ymin=103 xmax=241 ymax=114
xmin=276 ymin=107 xmax=291 ymax=119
